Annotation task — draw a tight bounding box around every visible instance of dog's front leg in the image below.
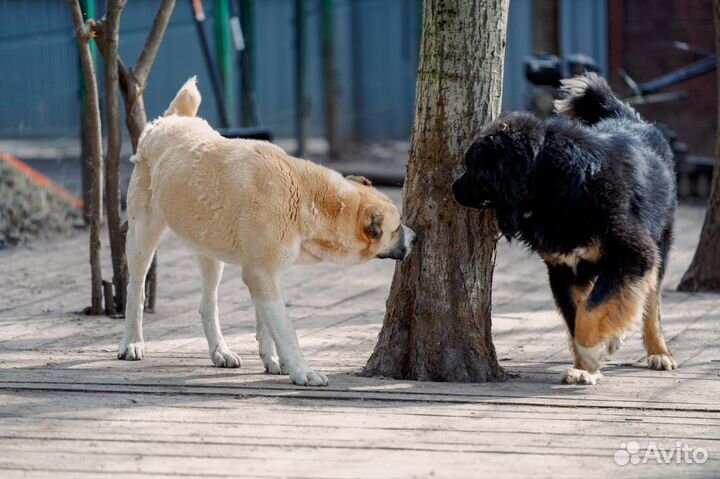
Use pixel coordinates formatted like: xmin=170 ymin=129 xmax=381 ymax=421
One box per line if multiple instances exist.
xmin=575 ymin=234 xmax=658 ymax=373
xmin=196 ymin=254 xmax=241 ymax=368
xmin=243 ymin=268 xmax=328 ymax=386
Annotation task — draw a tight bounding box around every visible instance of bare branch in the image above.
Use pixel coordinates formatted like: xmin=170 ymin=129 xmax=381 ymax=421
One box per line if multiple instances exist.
xmin=68 ymin=0 xmax=103 ymax=315
xmin=103 ymin=0 xmax=128 ymax=313
xmin=134 ymin=0 xmax=176 ymax=84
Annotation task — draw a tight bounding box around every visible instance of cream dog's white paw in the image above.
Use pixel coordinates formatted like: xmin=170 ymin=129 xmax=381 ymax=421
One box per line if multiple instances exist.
xmin=262 ymin=357 xmax=284 ymax=375
xmin=118 ymin=341 xmax=145 ymax=360
xmin=647 ymin=354 xmax=677 ymax=370
xmin=562 ymin=367 xmax=603 ymax=385
xmin=211 ymin=345 xmax=242 ymax=368
xmin=288 ymin=368 xmax=328 ymax=386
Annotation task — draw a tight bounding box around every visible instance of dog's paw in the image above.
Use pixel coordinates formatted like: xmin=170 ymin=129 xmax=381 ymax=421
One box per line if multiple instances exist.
xmin=262 ymin=357 xmax=285 ymax=375
xmin=562 ymin=368 xmax=603 ymax=385
xmin=606 ymin=334 xmax=625 ymax=355
xmin=118 ymin=341 xmax=144 ymax=360
xmin=211 ymin=345 xmax=242 ymax=368
xmin=288 ymin=368 xmax=328 ymax=387
xmin=647 ymin=354 xmax=677 ymax=370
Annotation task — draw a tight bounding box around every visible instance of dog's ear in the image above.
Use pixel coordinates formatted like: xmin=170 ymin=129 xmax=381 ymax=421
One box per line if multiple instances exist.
xmin=363 ymin=209 xmax=384 ymax=240
xmin=346 ymin=175 xmax=372 ymax=186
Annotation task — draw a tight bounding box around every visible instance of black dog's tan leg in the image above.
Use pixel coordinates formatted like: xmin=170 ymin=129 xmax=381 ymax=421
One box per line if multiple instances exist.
xmin=643 ymin=283 xmax=677 ymax=370
xmin=573 ymin=227 xmax=659 ymax=375
xmin=546 ymin=264 xmax=603 ymax=384
xmin=575 ymin=266 xmax=655 ymax=372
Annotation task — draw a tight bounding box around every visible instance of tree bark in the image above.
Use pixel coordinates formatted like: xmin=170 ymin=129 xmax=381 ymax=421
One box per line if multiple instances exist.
xmin=69 ymin=0 xmax=104 ymax=315
xmin=90 ymin=0 xmax=175 ymax=312
xmin=103 ymin=0 xmax=128 ymax=314
xmin=677 ymin=0 xmax=720 ymax=292
xmin=363 ymin=0 xmax=508 ymax=382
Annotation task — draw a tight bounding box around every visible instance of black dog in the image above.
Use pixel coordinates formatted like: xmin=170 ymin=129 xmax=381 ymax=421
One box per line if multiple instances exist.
xmin=453 ymin=73 xmax=677 ymax=384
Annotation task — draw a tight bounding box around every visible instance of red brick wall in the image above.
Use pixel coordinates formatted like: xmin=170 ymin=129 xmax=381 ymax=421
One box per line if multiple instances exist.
xmin=608 ymin=0 xmax=716 ymax=157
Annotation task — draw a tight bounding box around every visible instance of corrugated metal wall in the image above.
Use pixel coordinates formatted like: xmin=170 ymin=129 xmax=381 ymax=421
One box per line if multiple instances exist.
xmin=560 ymin=0 xmax=608 ymax=73
xmin=0 ymin=1 xmax=605 ymax=143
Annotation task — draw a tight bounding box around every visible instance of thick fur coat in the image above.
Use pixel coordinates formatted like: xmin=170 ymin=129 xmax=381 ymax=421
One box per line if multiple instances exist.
xmin=453 ymin=73 xmax=677 ymax=384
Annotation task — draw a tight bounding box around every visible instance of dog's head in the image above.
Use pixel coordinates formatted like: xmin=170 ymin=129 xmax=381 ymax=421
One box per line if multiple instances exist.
xmin=308 ymin=174 xmax=416 ymax=265
xmin=350 ymin=176 xmax=416 ymax=262
xmin=452 ymin=112 xmax=544 ymax=236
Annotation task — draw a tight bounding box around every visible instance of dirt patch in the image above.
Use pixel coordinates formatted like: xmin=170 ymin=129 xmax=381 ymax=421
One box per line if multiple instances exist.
xmin=0 ymin=156 xmax=82 ymax=248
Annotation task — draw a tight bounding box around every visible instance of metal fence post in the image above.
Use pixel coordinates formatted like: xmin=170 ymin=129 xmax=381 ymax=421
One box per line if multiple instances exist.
xmin=294 ymin=0 xmax=307 ymax=157
xmin=214 ymin=0 xmax=234 ymax=126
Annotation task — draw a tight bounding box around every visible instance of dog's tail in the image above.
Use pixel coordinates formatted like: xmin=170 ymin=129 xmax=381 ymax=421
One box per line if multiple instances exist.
xmin=164 ymin=76 xmax=201 ymax=117
xmin=554 ymin=72 xmax=639 ymax=125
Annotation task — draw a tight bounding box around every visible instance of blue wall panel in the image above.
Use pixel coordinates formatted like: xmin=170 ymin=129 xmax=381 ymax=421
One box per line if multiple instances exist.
xmin=503 ymin=0 xmax=533 ymax=111
xmin=560 ymin=0 xmax=608 ymax=74
xmin=0 ymin=1 xmax=609 ymax=143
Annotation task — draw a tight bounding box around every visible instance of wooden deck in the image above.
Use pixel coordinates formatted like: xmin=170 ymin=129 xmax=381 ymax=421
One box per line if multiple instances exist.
xmin=0 ymin=193 xmax=718 ymax=478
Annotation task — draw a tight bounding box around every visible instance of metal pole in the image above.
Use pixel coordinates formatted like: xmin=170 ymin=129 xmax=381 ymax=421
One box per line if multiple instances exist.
xmin=78 ymin=0 xmax=95 ymax=224
xmin=349 ymin=1 xmax=364 ymax=143
xmin=320 ymin=0 xmax=338 ymax=159
xmin=190 ymin=0 xmax=230 ymax=128
xmin=294 ymin=0 xmax=306 ymax=157
xmin=214 ymin=0 xmax=234 ymax=126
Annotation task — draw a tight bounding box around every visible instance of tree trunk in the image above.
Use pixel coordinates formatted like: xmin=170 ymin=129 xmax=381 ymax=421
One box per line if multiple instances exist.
xmin=677 ymin=0 xmax=720 ymax=293
xmin=103 ymin=0 xmax=128 ymax=314
xmin=69 ymin=0 xmax=104 ymax=315
xmin=363 ymin=0 xmax=508 ymax=382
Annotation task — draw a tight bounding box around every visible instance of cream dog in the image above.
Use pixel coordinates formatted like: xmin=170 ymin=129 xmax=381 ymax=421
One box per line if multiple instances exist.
xmin=119 ymin=78 xmax=415 ymax=386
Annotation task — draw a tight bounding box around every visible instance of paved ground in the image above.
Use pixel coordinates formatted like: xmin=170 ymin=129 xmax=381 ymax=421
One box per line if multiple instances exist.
xmin=0 ymin=191 xmax=718 ymax=478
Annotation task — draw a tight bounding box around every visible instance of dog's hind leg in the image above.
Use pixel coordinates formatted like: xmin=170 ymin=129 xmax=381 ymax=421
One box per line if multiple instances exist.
xmin=642 ymin=284 xmax=676 ymax=370
xmin=243 ymin=267 xmax=328 ymax=386
xmin=256 ymin=313 xmax=282 ymax=374
xmin=119 ymin=209 xmax=166 ymax=360
xmin=119 ymin=161 xmax=167 ymax=361
xmin=196 ymin=254 xmax=241 ymax=368
xmin=643 ymin=226 xmax=676 ymax=370
xmin=247 ymin=266 xmax=282 ymax=375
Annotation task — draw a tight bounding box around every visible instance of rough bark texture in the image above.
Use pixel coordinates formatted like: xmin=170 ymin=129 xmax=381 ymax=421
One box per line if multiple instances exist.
xmin=69 ymin=0 xmax=104 ymax=315
xmin=363 ymin=0 xmax=508 ymax=382
xmin=677 ymin=0 xmax=720 ymax=292
xmin=90 ymin=0 xmax=175 ymax=312
xmin=103 ymin=0 xmax=128 ymax=314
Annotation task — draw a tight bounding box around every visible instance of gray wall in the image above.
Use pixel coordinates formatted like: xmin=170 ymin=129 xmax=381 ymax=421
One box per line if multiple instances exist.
xmin=0 ymin=0 xmax=605 ymax=143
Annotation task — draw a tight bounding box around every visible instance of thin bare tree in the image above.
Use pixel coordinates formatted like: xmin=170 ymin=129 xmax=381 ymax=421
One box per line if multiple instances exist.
xmin=677 ymin=0 xmax=720 ymax=292
xmin=363 ymin=0 xmax=509 ymax=381
xmin=90 ymin=0 xmax=177 ymax=312
xmin=69 ymin=0 xmax=104 ymax=315
xmin=103 ymin=0 xmax=127 ymax=315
